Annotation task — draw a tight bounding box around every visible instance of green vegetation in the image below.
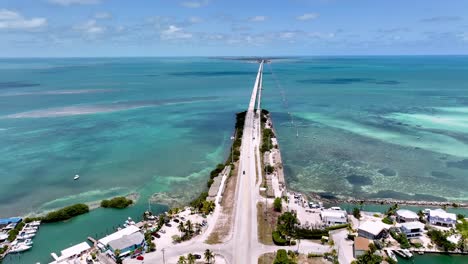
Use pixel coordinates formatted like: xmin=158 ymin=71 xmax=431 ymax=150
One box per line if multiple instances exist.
xmin=273 ymin=197 xmax=282 ymax=212
xmin=42 ymin=203 xmax=89 ymax=223
xmin=24 ymin=217 xmax=41 ymax=223
xmin=0 ymin=245 xmax=8 ymax=254
xmin=261 ymin=128 xmax=275 ymax=153
xmin=210 ymin=163 xmax=225 ymax=178
xmin=226 ymin=111 xmax=247 ymax=164
xmin=101 ymin=196 xmax=133 ymax=209
xmin=456 ymin=218 xmax=468 ymax=238
xmin=273 ymin=249 xmax=296 ymax=264
xmin=390 ymin=230 xmax=410 ymax=249
xmin=326 ymin=223 xmax=349 ymax=231
xmin=7 ymin=221 xmax=26 ymax=241
xmin=352 ymin=243 xmax=382 ymax=264
xmin=353 ymin=207 xmax=361 ymax=219
xmin=386 ymin=204 xmax=399 ymax=216
xmin=272 ymin=230 xmax=288 ymax=245
xmin=427 ymin=229 xmax=456 ymax=251
xmin=382 ymin=217 xmax=393 ymax=225
xmin=265 ymin=164 xmax=274 ymax=174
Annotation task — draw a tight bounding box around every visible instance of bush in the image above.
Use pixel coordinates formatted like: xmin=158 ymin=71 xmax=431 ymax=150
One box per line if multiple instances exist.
xmin=207 ymin=178 xmax=214 ymax=188
xmin=427 ymin=229 xmax=456 ymax=251
xmin=265 ymin=165 xmax=275 ymax=174
xmin=272 ymin=231 xmax=288 ymax=246
xmin=296 ymin=228 xmax=328 ymax=239
xmin=390 ymin=230 xmax=410 ymax=249
xmin=8 ymin=229 xmax=19 ymax=241
xmin=353 ymin=208 xmax=361 ymax=219
xmin=101 ymin=197 xmax=133 ymax=209
xmin=274 ymin=197 xmax=282 ymax=212
xmin=326 ymin=223 xmax=350 ymax=231
xmin=42 ymin=203 xmax=89 ymax=222
xmin=307 ymin=253 xmax=323 ymax=258
xmin=274 ymin=249 xmax=295 ymax=264
xmin=382 ymin=217 xmax=393 ymax=225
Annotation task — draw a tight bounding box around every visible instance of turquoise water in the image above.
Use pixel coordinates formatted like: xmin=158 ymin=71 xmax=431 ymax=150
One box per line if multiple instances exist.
xmin=1 ymin=57 xmax=468 ymax=263
xmin=397 ymin=254 xmax=468 ymax=264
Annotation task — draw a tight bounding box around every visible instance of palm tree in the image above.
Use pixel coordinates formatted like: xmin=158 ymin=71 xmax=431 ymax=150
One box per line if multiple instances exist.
xmin=204 ymin=249 xmax=214 ymax=264
xmin=178 ymin=221 xmax=186 ymax=234
xmin=178 ymin=256 xmax=187 ymax=264
xmin=185 ymin=220 xmax=194 ymax=234
xmin=187 ymin=253 xmax=196 ymax=264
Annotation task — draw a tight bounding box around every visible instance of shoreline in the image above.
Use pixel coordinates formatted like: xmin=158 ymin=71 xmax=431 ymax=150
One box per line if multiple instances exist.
xmin=306 ymin=192 xmax=468 ymax=209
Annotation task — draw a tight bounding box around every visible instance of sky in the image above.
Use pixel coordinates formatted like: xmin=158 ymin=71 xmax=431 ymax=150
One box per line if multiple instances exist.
xmin=0 ymin=0 xmax=467 ymax=57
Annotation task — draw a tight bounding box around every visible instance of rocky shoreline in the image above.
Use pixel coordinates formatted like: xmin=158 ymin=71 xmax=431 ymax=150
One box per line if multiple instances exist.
xmin=307 ymin=192 xmax=468 ymax=209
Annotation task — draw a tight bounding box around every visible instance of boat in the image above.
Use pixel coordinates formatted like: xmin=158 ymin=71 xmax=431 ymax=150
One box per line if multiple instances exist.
xmin=22 ymin=228 xmax=37 ymax=234
xmin=394 ymin=249 xmax=408 ymax=258
xmin=74 ymin=174 xmax=80 ymax=180
xmin=385 ymin=249 xmax=398 ymax=262
xmin=401 ymin=249 xmax=413 ymax=258
xmin=29 ymin=221 xmax=41 ymax=227
xmin=19 ymin=239 xmax=33 ymax=246
xmin=17 ymin=232 xmax=35 ymax=240
xmin=9 ymin=244 xmax=32 ymax=253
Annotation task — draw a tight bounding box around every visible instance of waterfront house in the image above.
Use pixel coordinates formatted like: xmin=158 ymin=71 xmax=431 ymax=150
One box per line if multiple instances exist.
xmin=320 ymin=209 xmax=347 ymax=226
xmin=427 ymin=209 xmax=456 ymax=227
xmin=400 ymin=221 xmax=424 ymax=237
xmin=358 ymin=221 xmax=388 ymax=240
xmin=396 ymin=209 xmax=419 ymax=223
xmin=107 ymin=232 xmax=145 ymax=257
xmin=98 ymin=225 xmax=144 ymax=257
xmin=50 ymin=241 xmax=91 ymax=264
xmin=353 ymin=237 xmax=371 ymax=258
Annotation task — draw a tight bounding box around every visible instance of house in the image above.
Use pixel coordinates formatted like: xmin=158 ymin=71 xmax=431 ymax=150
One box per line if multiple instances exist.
xmin=396 ymin=209 xmax=419 ymax=223
xmin=353 ymin=237 xmax=371 ymax=258
xmin=50 ymin=242 xmax=91 ymax=264
xmin=400 ymin=221 xmax=424 ymax=238
xmin=320 ymin=209 xmax=347 ymax=226
xmin=98 ymin=225 xmax=144 ymax=257
xmin=107 ymin=232 xmax=145 ymax=257
xmin=427 ymin=209 xmax=457 ymax=227
xmin=358 ymin=221 xmax=388 ymax=240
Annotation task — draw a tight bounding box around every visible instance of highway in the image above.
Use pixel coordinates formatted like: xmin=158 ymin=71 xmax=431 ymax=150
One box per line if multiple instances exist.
xmin=125 ymin=61 xmax=330 ymax=264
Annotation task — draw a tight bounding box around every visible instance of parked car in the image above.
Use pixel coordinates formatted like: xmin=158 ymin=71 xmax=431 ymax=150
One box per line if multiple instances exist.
xmin=194 ymin=254 xmax=202 ymax=259
xmin=173 ymin=219 xmax=180 ymax=223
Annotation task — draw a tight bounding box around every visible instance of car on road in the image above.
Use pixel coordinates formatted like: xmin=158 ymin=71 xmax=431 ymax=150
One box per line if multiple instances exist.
xmin=243 ymin=170 xmax=245 ymax=175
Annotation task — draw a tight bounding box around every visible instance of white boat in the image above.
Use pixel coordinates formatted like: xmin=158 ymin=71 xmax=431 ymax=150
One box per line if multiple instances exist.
xmin=17 ymin=232 xmax=35 ymax=240
xmin=30 ymin=221 xmax=41 ymax=226
xmin=9 ymin=244 xmax=32 ymax=253
xmin=74 ymin=174 xmax=80 ymax=180
xmin=386 ymin=249 xmax=398 ymax=262
xmin=22 ymin=239 xmax=33 ymax=246
xmin=401 ymin=249 xmax=413 ymax=258
xmin=22 ymin=228 xmax=37 ymax=234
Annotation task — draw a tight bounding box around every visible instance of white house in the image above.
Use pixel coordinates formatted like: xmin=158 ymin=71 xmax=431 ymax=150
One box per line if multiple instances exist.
xmin=320 ymin=209 xmax=347 ymax=226
xmin=50 ymin=242 xmax=91 ymax=264
xmin=400 ymin=221 xmax=424 ymax=237
xmin=358 ymin=221 xmax=388 ymax=240
xmin=396 ymin=209 xmax=419 ymax=223
xmin=427 ymin=209 xmax=457 ymax=227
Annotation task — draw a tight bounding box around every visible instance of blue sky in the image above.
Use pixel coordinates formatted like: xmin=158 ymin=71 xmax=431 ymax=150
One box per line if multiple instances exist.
xmin=0 ymin=0 xmax=467 ymax=57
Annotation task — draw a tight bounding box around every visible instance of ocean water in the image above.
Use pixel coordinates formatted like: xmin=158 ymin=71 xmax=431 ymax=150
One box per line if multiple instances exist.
xmin=1 ymin=56 xmax=468 ymax=263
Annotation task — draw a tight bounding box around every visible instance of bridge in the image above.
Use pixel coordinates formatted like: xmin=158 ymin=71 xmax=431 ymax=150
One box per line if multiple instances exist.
xmin=126 ymin=61 xmax=329 ymax=264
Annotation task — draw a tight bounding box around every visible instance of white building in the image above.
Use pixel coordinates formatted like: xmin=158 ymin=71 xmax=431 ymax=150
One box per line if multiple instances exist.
xmin=396 ymin=209 xmax=419 ymax=223
xmin=98 ymin=225 xmax=141 ymax=250
xmin=358 ymin=221 xmax=388 ymax=240
xmin=400 ymin=221 xmax=424 ymax=237
xmin=427 ymin=209 xmax=457 ymax=227
xmin=50 ymin=242 xmax=91 ymax=264
xmin=320 ymin=209 xmax=347 ymax=226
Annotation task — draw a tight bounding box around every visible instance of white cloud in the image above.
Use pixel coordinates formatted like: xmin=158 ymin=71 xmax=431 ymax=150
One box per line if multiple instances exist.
xmin=0 ymin=9 xmax=47 ymax=30
xmin=94 ymin=12 xmax=112 ymax=19
xmin=249 ymin=16 xmax=267 ymax=22
xmin=180 ymin=0 xmax=209 ymax=8
xmin=161 ymin=25 xmax=192 ymax=40
xmin=75 ymin=19 xmax=106 ymax=35
xmin=296 ymin=13 xmax=319 ymax=21
xmin=279 ymin=31 xmax=297 ymax=39
xmin=48 ymin=0 xmax=101 ymax=6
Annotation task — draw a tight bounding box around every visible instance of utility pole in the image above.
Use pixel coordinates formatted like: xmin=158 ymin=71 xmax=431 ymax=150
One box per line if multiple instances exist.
xmin=162 ymin=248 xmax=165 ymax=264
